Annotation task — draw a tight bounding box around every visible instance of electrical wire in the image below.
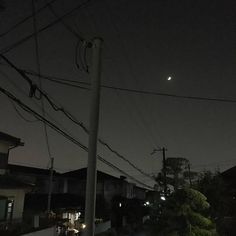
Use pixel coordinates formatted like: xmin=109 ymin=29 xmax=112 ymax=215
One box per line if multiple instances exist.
xmin=46 ymin=1 xmax=85 ymax=42
xmin=75 ymin=40 xmax=82 ymax=71
xmin=0 ymin=86 xmax=154 ymax=189
xmin=104 ymin=0 xmax=166 ymax=150
xmin=46 ymin=0 xmax=91 ymax=73
xmin=32 ymin=0 xmax=52 ymax=159
xmin=4 ymin=61 xmax=236 ymax=178
xmin=0 ymin=0 xmax=58 ymax=38
xmin=9 ymin=99 xmax=38 ymax=123
xmin=86 ymin=0 xmax=160 ymax=150
xmin=0 ymin=0 xmax=92 ymax=54
xmin=0 ymin=68 xmax=82 ymax=154
xmin=0 ymin=56 xmax=155 ymax=182
xmin=22 ymin=68 xmax=236 ymax=104
xmin=38 ymin=92 xmax=155 ymax=181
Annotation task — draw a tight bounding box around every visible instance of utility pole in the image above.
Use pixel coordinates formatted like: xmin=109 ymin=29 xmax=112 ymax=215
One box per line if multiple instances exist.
xmin=84 ymin=38 xmax=103 ymax=236
xmin=160 ymin=148 xmax=167 ymax=197
xmin=47 ymin=157 xmax=54 ymax=213
xmin=151 ymin=147 xmax=168 ymax=197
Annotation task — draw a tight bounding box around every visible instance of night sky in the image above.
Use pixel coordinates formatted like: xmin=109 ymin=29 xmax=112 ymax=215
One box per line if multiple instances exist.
xmin=0 ymin=0 xmax=236 ymax=187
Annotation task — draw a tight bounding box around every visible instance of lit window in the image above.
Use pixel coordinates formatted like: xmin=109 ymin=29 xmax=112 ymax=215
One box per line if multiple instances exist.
xmin=6 ymin=200 xmax=14 ymax=221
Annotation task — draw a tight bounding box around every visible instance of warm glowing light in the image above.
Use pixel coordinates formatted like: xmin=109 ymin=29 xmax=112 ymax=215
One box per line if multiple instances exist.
xmin=145 ymin=201 xmax=150 ymax=205
xmin=119 ymin=203 xmax=122 ymax=207
xmin=167 ymin=76 xmax=172 ymax=81
xmin=81 ymin=224 xmax=86 ymax=229
xmin=160 ymin=196 xmax=166 ymax=201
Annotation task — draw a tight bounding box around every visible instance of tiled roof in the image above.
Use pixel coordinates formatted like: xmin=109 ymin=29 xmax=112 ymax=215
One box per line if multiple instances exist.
xmin=222 ymin=166 xmax=236 ymax=180
xmin=62 ymin=167 xmax=121 ymax=181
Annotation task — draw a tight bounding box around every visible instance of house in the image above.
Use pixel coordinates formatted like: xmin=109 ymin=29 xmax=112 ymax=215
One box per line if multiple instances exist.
xmin=0 ymin=131 xmax=30 ymax=223
xmin=0 ymin=175 xmax=31 ymax=222
xmin=61 ymin=168 xmax=135 ymax=204
xmin=220 ymin=166 xmax=236 ymax=235
xmin=0 ymin=131 xmax=23 ymax=175
xmin=3 ymin=158 xmax=151 ymax=231
xmin=7 ymin=164 xmax=61 ymax=194
xmin=61 ymin=168 xmax=150 ymax=229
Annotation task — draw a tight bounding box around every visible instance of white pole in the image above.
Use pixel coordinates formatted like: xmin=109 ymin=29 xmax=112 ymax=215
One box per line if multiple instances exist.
xmin=84 ymin=37 xmax=103 ymax=236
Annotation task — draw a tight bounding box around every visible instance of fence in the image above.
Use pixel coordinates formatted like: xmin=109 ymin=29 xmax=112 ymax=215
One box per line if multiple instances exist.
xmin=22 ymin=226 xmax=57 ymax=236
xmin=95 ymin=220 xmax=111 ymax=235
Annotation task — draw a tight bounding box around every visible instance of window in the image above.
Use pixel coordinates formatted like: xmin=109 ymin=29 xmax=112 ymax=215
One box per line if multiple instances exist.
xmin=6 ymin=199 xmax=14 ymax=221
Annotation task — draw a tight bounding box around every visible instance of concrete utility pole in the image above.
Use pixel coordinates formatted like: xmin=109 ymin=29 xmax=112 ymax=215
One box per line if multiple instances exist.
xmin=84 ymin=38 xmax=103 ymax=236
xmin=161 ymin=148 xmax=167 ymax=197
xmin=151 ymin=147 xmax=168 ymax=197
xmin=47 ymin=157 xmax=54 ymax=213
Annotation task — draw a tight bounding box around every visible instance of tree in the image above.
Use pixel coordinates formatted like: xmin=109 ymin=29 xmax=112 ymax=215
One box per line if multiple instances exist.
xmin=154 ymin=188 xmax=218 ymax=236
xmin=194 ymin=171 xmax=236 ymax=235
xmin=156 ymin=157 xmax=196 ymax=192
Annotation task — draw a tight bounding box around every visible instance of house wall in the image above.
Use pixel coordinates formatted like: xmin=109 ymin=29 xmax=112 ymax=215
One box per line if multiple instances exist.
xmin=66 ymin=179 xmax=104 ymax=196
xmin=97 ymin=182 xmax=104 ymax=195
xmin=122 ymin=182 xmax=134 ymax=199
xmin=104 ymin=180 xmax=122 ymax=203
xmin=0 ymin=188 xmax=25 ymax=220
xmin=134 ymin=187 xmax=146 ymax=200
xmin=8 ymin=169 xmax=63 ymax=195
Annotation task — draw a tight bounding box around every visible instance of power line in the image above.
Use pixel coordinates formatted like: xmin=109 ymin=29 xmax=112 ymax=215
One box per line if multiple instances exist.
xmin=0 ymin=56 xmax=155 ymax=182
xmin=46 ymin=2 xmax=90 ymax=72
xmin=46 ymin=1 xmax=85 ymax=41
xmin=6 ymin=59 xmax=236 ymax=181
xmin=0 ymin=0 xmax=58 ymax=38
xmin=0 ymin=55 xmax=33 ymax=89
xmin=104 ymin=0 xmax=162 ymax=150
xmin=22 ymin=68 xmax=236 ymax=104
xmin=0 ymin=68 xmax=84 ymax=152
xmin=32 ymin=0 xmax=52 ymax=160
xmin=0 ymin=86 xmax=154 ymax=189
xmin=0 ymin=0 xmax=92 ymax=54
xmin=46 ymin=2 xmax=91 ymax=73
xmin=9 ymin=99 xmax=38 ymax=123
xmin=45 ymin=92 xmax=155 ymax=181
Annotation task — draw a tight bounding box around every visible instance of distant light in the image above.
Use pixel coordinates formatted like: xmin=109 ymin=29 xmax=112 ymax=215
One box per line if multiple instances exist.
xmin=81 ymin=224 xmax=86 ymax=229
xmin=160 ymin=196 xmax=166 ymax=201
xmin=119 ymin=203 xmax=122 ymax=207
xmin=167 ymin=76 xmax=172 ymax=81
xmin=145 ymin=201 xmax=150 ymax=206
